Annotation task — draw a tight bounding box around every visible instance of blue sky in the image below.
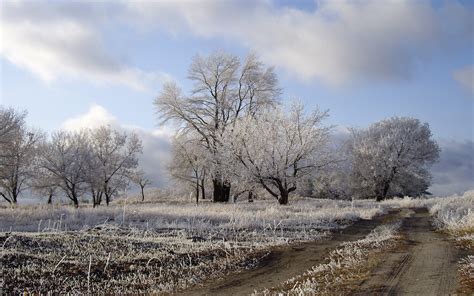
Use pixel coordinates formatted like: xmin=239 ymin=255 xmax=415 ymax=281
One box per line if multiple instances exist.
xmin=0 ymin=0 xmax=473 ymax=195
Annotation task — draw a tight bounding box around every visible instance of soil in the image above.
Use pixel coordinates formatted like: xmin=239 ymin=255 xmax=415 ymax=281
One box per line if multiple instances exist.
xmin=356 ymin=208 xmax=471 ymax=296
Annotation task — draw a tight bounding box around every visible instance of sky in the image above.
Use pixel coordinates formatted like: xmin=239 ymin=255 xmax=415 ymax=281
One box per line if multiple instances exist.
xmin=0 ymin=0 xmax=473 ymax=196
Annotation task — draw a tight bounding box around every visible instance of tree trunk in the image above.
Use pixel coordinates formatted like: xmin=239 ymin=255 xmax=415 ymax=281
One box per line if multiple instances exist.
xmin=140 ymin=186 xmax=145 ymax=202
xmin=248 ymin=191 xmax=254 ymax=203
xmin=212 ymin=179 xmax=230 ymax=202
xmin=12 ymin=191 xmax=18 ymax=204
xmin=201 ymin=179 xmax=206 ymax=200
xmin=278 ymin=190 xmax=289 ymax=205
xmin=104 ymin=183 xmax=111 ymax=206
xmin=195 ymin=179 xmax=200 ymax=205
xmin=72 ymin=196 xmax=79 ymax=208
xmin=92 ymin=189 xmax=97 ymax=208
xmin=376 ymin=181 xmax=391 ymax=202
xmin=69 ymin=185 xmax=79 ymax=208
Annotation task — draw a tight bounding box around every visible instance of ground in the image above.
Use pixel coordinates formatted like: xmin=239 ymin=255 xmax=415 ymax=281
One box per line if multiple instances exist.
xmin=358 ymin=208 xmax=464 ymax=295
xmin=1 ymin=193 xmax=473 ymax=295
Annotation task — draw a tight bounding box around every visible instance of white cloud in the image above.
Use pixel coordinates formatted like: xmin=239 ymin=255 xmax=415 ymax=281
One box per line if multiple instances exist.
xmin=125 ymin=0 xmax=473 ymax=86
xmin=1 ymin=1 xmax=471 ymax=87
xmin=453 ymin=65 xmax=474 ymax=94
xmin=0 ymin=1 xmax=170 ymax=91
xmin=60 ymin=104 xmax=173 ymax=186
xmin=61 ymin=104 xmax=119 ymax=131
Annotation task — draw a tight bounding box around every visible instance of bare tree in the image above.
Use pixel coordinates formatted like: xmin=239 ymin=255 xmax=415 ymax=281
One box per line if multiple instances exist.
xmin=311 ymin=140 xmax=353 ymax=200
xmin=39 ymin=131 xmax=91 ymax=208
xmin=31 ymin=171 xmax=59 ymax=204
xmin=224 ymin=102 xmax=331 ymax=205
xmin=350 ymin=117 xmax=440 ymax=201
xmin=130 ymin=170 xmax=151 ymax=202
xmin=0 ymin=108 xmax=26 ymax=147
xmin=168 ymin=132 xmax=207 ymax=204
xmin=0 ymin=123 xmax=43 ymax=204
xmin=155 ymin=52 xmax=280 ymax=202
xmin=87 ymin=126 xmax=143 ymax=206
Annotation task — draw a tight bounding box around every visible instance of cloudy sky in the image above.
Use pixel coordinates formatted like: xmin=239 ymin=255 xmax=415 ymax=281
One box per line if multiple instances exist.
xmin=1 ymin=0 xmax=473 ymax=195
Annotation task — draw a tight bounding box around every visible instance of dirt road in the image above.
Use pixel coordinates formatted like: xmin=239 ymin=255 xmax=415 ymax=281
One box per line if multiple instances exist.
xmin=181 ymin=210 xmax=401 ymax=296
xmin=181 ymin=208 xmax=469 ymax=296
xmin=358 ymin=208 xmax=468 ymax=296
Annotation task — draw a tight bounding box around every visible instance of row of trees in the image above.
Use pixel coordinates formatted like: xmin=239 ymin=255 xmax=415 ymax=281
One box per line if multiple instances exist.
xmin=2 ymin=52 xmax=440 ymax=206
xmin=0 ymin=108 xmax=149 ymax=207
xmin=159 ymin=52 xmax=440 ymax=205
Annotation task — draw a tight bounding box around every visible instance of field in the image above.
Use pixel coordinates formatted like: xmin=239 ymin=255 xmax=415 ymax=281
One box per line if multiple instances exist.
xmin=1 ymin=192 xmax=473 ymax=294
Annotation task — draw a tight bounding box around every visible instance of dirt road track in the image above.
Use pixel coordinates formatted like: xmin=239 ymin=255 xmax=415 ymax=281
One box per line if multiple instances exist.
xmin=181 ymin=208 xmax=471 ymax=296
xmin=357 ymin=208 xmax=469 ymax=296
xmin=181 ymin=210 xmax=401 ymax=296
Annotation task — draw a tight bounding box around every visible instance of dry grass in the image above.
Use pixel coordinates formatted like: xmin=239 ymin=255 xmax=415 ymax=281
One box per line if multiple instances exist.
xmin=1 ymin=225 xmax=271 ymax=294
xmin=0 ymin=198 xmax=386 ymax=294
xmin=1 ymin=193 xmax=472 ymax=294
xmin=424 ymin=191 xmax=474 ymax=294
xmin=458 ymin=255 xmax=474 ymax=294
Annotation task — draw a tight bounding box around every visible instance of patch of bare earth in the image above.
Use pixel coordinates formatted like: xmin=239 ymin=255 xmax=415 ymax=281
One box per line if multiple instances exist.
xmin=355 ymin=208 xmax=473 ymax=296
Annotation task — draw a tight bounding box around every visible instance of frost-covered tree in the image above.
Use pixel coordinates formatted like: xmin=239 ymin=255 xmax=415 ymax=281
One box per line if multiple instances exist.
xmin=312 ymin=162 xmax=352 ymax=200
xmin=130 ymin=169 xmax=151 ymax=202
xmin=38 ymin=131 xmax=91 ymax=207
xmin=0 ymin=108 xmax=26 ymax=148
xmin=0 ymin=123 xmax=43 ymax=204
xmin=350 ymin=117 xmax=440 ymax=201
xmin=224 ymin=102 xmax=331 ymax=205
xmin=168 ymin=132 xmax=208 ymax=204
xmin=312 ymin=139 xmax=353 ymax=200
xmin=155 ymin=52 xmax=280 ymax=202
xmin=87 ymin=126 xmax=142 ymax=206
xmin=31 ymin=171 xmax=59 ymax=204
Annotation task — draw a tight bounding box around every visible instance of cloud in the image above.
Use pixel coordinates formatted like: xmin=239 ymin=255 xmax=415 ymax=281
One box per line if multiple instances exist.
xmin=126 ymin=0 xmax=473 ymax=85
xmin=60 ymin=104 xmax=172 ymax=187
xmin=134 ymin=128 xmax=172 ymax=187
xmin=0 ymin=1 xmax=169 ymax=91
xmin=453 ymin=65 xmax=474 ymax=94
xmin=61 ymin=104 xmax=119 ymax=131
xmin=430 ymin=140 xmax=474 ymax=196
xmin=2 ymin=1 xmax=471 ymax=87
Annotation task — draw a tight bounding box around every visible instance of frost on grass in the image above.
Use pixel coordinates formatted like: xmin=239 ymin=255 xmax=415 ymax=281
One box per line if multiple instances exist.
xmin=0 ymin=198 xmax=384 ymax=233
xmin=458 ymin=256 xmax=474 ymax=293
xmin=254 ymin=222 xmax=401 ymax=295
xmin=1 ymin=225 xmax=272 ymax=294
xmin=424 ymin=191 xmax=474 ymax=294
xmin=0 ymin=198 xmax=384 ymax=294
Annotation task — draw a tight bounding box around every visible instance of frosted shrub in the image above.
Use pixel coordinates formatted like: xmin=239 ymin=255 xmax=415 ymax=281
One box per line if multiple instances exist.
xmin=428 ymin=191 xmax=474 ymax=234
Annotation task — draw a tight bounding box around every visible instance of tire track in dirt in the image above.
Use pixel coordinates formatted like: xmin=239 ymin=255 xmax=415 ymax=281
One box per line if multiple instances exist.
xmin=180 ymin=210 xmax=402 ymax=296
xmin=357 ymin=208 xmax=467 ymax=296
